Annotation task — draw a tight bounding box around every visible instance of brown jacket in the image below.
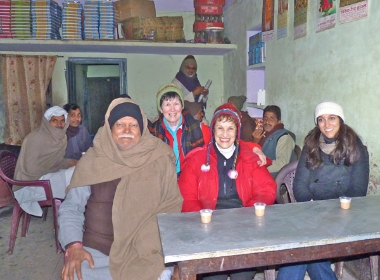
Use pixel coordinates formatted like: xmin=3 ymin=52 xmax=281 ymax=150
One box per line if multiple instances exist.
xmin=67 ymin=98 xmax=183 ymax=280
xmin=240 ymin=111 xmax=256 ymax=142
xmin=14 ymin=116 xmax=71 ymax=190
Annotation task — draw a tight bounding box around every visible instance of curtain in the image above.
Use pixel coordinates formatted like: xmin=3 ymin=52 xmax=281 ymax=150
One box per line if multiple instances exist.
xmin=2 ymin=55 xmax=57 ymax=145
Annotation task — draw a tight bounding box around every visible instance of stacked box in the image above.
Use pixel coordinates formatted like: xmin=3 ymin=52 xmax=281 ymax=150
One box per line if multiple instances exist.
xmin=114 ymin=0 xmax=155 ymax=22
xmin=160 ymin=16 xmax=183 ymax=41
xmin=61 ymin=0 xmax=83 ymax=40
xmin=121 ymin=16 xmax=183 ymax=42
xmin=83 ymin=0 xmax=99 ymax=39
xmin=0 ymin=0 xmax=12 ymax=38
xmin=31 ymin=0 xmax=62 ymax=40
xmin=121 ymin=16 xmax=155 ymax=40
xmin=11 ymin=0 xmax=31 ymax=39
xmin=248 ymin=32 xmax=266 ymax=65
xmin=83 ymin=0 xmax=115 ymax=40
xmin=98 ymin=0 xmax=114 ymax=39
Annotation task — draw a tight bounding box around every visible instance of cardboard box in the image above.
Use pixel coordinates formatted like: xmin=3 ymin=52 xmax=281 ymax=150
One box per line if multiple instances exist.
xmin=121 ymin=16 xmax=184 ymax=42
xmin=115 ymin=0 xmax=156 ymax=22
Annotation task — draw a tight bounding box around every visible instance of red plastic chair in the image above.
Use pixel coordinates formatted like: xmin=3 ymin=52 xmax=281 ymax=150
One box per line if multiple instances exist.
xmin=0 ymin=150 xmax=62 ymax=254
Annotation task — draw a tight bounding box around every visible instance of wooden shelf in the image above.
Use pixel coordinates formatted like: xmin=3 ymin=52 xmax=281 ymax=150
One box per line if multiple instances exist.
xmin=247 ymin=102 xmax=265 ymax=109
xmin=0 ymin=39 xmax=237 ymax=55
xmin=247 ymin=63 xmax=266 ymax=70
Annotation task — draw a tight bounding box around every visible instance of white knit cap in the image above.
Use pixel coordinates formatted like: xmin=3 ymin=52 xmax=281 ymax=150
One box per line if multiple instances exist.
xmin=314 ymin=101 xmax=345 ymax=123
xmin=44 ymin=106 xmax=68 ymax=122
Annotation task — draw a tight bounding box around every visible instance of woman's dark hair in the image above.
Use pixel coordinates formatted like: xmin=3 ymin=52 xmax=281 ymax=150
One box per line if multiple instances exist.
xmin=63 ymin=103 xmax=80 ymax=113
xmin=159 ymin=92 xmax=182 ymax=108
xmin=304 ymin=117 xmax=360 ymax=170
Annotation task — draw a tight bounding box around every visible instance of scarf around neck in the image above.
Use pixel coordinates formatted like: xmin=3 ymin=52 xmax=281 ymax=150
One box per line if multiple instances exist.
xmin=319 ymin=133 xmax=337 ymax=155
xmin=14 ymin=116 xmax=70 ymax=181
xmin=67 ymin=98 xmax=175 ymax=190
xmin=175 ymin=71 xmax=201 ymax=92
xmin=259 ymin=123 xmax=285 ymax=147
xmin=66 ymin=125 xmax=80 ymax=140
xmin=163 ymin=115 xmax=183 ymax=173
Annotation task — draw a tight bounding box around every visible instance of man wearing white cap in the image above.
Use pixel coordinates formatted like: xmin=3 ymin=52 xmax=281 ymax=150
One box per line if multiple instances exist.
xmin=14 ymin=106 xmax=77 ymax=216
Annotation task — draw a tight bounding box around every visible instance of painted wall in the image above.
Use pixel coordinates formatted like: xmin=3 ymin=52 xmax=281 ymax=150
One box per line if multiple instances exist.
xmin=87 ymin=65 xmax=120 ymax=77
xmin=53 ymin=52 xmax=223 ymax=121
xmin=0 ymin=10 xmax=223 ymax=139
xmin=223 ymin=0 xmax=380 ymax=194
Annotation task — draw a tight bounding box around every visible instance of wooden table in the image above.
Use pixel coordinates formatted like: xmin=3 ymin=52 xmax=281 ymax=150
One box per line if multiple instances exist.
xmin=157 ymin=195 xmax=380 ymax=280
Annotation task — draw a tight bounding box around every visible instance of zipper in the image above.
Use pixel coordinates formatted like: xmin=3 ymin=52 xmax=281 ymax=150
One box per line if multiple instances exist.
xmin=223 ymin=159 xmax=227 ymax=197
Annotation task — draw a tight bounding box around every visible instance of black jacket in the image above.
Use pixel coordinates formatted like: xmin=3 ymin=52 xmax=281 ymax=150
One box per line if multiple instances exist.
xmin=293 ymin=137 xmax=369 ymax=202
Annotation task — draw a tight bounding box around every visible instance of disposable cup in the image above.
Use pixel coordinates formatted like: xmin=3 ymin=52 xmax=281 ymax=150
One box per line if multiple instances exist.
xmin=200 ymin=209 xmax=213 ymax=224
xmin=254 ymin=202 xmax=266 ymax=216
xmin=340 ymin=196 xmax=351 ymax=210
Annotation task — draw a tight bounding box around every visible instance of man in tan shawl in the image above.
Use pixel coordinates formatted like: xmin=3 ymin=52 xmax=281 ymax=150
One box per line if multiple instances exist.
xmin=14 ymin=106 xmax=77 ymax=216
xmin=59 ymin=98 xmax=183 ymax=280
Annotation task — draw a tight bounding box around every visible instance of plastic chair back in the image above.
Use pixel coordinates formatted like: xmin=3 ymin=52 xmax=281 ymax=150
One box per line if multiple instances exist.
xmin=0 ymin=150 xmax=62 ymax=254
xmin=294 ymin=144 xmax=302 ymax=160
xmin=275 ymin=160 xmax=298 ymax=204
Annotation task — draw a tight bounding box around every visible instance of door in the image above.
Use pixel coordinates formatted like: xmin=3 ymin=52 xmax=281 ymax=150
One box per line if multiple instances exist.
xmin=85 ymin=77 xmax=120 ymax=135
xmin=66 ymin=58 xmax=127 ymax=137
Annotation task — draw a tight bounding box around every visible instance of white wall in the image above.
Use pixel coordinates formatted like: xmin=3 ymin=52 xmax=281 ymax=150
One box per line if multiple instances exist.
xmin=223 ymin=0 xmax=380 ymax=194
xmin=0 ymin=10 xmax=225 ymax=141
xmin=51 ymin=52 xmax=223 ymax=121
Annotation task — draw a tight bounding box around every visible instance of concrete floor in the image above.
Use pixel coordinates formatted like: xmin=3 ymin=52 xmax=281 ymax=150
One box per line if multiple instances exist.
xmin=0 ymin=204 xmax=359 ymax=280
xmin=0 ymin=205 xmax=63 ymax=280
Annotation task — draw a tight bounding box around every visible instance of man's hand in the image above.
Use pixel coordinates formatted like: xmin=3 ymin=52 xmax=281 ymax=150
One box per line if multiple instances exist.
xmin=202 ymin=88 xmax=209 ymax=96
xmin=193 ymin=86 xmax=205 ymax=96
xmin=252 ymin=146 xmax=267 ymax=167
xmin=62 ymin=246 xmax=94 ymax=280
xmin=252 ymin=129 xmax=265 ymax=143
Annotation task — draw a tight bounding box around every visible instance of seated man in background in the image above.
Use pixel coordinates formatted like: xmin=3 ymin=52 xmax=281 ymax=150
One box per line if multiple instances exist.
xmin=63 ymin=103 xmax=92 ymax=160
xmin=59 ymin=98 xmax=183 ymax=280
xmin=172 ymin=55 xmax=209 ymax=108
xmin=227 ymin=95 xmax=256 ymax=142
xmin=252 ymin=105 xmax=295 ymax=178
xmin=14 ymin=106 xmax=77 ymax=216
xmin=184 ymin=100 xmax=209 ymax=125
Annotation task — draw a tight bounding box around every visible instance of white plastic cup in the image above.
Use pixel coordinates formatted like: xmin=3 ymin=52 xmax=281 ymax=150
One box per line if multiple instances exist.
xmin=339 ymin=196 xmax=351 ymax=210
xmin=254 ymin=202 xmax=266 ymax=216
xmin=200 ymin=209 xmax=213 ymax=224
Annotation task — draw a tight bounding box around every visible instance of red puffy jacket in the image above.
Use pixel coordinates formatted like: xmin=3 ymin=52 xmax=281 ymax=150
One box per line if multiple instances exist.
xmin=178 ymin=141 xmax=276 ymax=212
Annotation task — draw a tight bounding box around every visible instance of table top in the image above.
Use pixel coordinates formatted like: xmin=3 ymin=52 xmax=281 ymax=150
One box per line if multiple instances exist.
xmin=157 ymin=195 xmax=380 ymax=263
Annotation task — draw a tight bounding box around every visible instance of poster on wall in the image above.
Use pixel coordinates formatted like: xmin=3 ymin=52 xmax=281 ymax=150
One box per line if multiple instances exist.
xmin=262 ymin=0 xmax=275 ymax=42
xmin=294 ymin=0 xmax=308 ymax=39
xmin=339 ymin=0 xmax=368 ymax=24
xmin=277 ymin=0 xmax=289 ymax=39
xmin=316 ymin=0 xmax=336 ymax=33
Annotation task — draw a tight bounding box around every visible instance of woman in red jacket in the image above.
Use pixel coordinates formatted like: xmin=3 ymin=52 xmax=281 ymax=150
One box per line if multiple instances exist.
xmin=178 ymin=103 xmax=276 ymax=279
xmin=179 ymin=103 xmax=276 ymax=212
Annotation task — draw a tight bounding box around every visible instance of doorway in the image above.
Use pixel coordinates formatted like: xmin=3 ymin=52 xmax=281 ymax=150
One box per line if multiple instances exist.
xmin=66 ymin=57 xmax=127 ymax=137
